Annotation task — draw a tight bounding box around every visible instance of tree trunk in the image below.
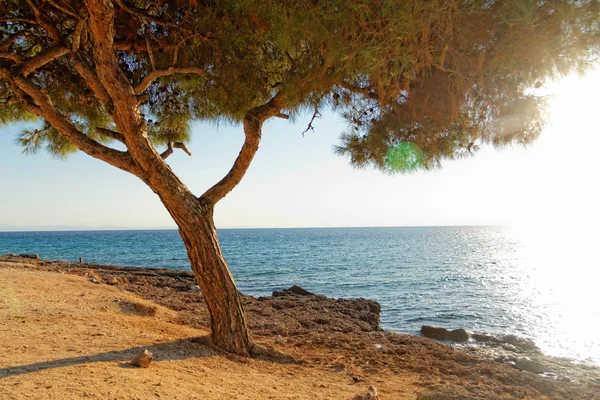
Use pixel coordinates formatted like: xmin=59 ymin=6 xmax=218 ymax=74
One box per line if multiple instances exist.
xmin=165 ymin=199 xmax=252 ymax=356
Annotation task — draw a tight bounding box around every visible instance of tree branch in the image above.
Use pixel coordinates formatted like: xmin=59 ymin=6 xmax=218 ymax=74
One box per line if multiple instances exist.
xmin=25 ymin=0 xmax=62 ymax=43
xmin=0 ymin=52 xmax=23 ymax=63
xmin=134 ymin=67 xmax=210 ymax=95
xmin=200 ymin=91 xmax=287 ymax=204
xmin=301 ymin=107 xmax=321 ymax=136
xmin=0 ymin=18 xmax=37 ymax=24
xmin=46 ymin=0 xmax=79 ymax=18
xmin=19 ymin=46 xmax=69 ymax=76
xmin=70 ymin=18 xmax=113 ymax=108
xmin=2 ymin=69 xmax=139 ymax=175
xmin=160 ymin=141 xmax=192 ymax=159
xmin=96 ymin=127 xmax=125 ymax=143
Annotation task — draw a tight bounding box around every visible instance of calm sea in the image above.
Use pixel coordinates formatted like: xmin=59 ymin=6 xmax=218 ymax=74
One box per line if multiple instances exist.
xmin=1 ymin=226 xmax=598 ymax=364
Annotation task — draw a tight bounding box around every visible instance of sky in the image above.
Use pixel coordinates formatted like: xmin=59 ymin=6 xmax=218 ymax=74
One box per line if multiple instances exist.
xmin=0 ymin=69 xmax=599 ymax=231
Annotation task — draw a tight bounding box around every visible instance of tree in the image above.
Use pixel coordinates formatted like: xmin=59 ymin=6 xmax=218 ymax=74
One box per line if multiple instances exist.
xmin=0 ymin=0 xmax=598 ymax=356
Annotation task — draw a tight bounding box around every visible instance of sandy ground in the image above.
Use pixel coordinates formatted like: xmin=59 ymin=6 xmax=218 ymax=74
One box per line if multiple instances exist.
xmin=0 ymin=266 xmax=418 ymax=400
xmin=2 ymin=257 xmax=599 ymax=399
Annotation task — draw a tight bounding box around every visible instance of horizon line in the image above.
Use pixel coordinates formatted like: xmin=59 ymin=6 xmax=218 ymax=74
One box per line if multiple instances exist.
xmin=0 ymin=223 xmax=512 ymax=233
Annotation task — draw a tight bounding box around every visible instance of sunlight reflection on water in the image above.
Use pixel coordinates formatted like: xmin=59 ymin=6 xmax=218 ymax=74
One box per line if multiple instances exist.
xmin=504 ymin=224 xmax=600 ymax=363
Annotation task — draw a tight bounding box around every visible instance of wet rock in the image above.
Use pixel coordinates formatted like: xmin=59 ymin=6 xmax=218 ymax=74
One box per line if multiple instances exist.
xmin=420 ymin=326 xmax=469 ymax=342
xmin=352 ymin=385 xmax=378 ymax=400
xmin=501 ymin=334 xmax=540 ymax=353
xmin=471 ymin=333 xmax=501 ymax=344
xmin=272 ymin=285 xmax=314 ymax=297
xmin=514 ymin=357 xmax=545 ymax=374
xmin=18 ymin=254 xmax=40 ymax=259
xmin=131 ymin=349 xmax=153 ymax=368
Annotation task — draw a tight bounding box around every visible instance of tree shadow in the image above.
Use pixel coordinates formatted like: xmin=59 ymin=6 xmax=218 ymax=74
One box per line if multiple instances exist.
xmin=0 ymin=336 xmax=218 ymax=379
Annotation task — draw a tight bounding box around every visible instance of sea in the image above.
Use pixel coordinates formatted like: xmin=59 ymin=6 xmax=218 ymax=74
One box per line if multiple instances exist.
xmin=1 ymin=225 xmax=598 ymax=365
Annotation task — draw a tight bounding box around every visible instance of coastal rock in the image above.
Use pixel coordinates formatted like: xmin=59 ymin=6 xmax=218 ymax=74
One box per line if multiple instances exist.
xmin=420 ymin=326 xmax=469 ymax=342
xmin=501 ymin=334 xmax=540 ymax=353
xmin=18 ymin=253 xmax=40 ymax=259
xmin=250 ymin=288 xmax=381 ymax=333
xmin=513 ymin=357 xmax=545 ymax=374
xmin=272 ymin=285 xmax=314 ymax=297
xmin=471 ymin=332 xmax=540 ymax=353
xmin=131 ymin=349 xmax=153 ymax=368
xmin=352 ymin=385 xmax=378 ymax=400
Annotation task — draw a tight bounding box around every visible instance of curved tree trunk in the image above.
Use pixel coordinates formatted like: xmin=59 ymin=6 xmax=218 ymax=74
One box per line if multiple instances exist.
xmin=175 ymin=205 xmax=251 ymax=355
xmin=152 ymin=189 xmax=252 ymax=355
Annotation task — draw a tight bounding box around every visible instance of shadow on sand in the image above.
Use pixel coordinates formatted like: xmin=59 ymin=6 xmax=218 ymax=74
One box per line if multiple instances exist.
xmin=0 ymin=336 xmax=218 ymax=379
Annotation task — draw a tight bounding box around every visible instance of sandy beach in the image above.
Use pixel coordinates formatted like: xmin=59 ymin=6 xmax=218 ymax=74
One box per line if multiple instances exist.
xmin=1 ymin=255 xmax=599 ymax=399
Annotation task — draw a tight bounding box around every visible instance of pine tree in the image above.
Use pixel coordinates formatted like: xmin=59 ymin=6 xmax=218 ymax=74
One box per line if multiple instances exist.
xmin=1 ymin=0 xmax=598 ymax=356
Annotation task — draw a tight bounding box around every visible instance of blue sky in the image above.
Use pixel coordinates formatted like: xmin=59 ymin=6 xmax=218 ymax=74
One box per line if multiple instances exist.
xmin=0 ymin=70 xmax=598 ymax=231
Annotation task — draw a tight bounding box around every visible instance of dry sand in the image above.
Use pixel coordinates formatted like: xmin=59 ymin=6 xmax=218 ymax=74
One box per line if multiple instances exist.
xmin=0 ymin=265 xmax=416 ymax=399
xmin=1 ymin=257 xmax=599 ymax=399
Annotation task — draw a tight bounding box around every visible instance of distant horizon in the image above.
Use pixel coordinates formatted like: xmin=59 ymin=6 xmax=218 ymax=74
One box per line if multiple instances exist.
xmin=0 ymin=222 xmax=558 ymax=233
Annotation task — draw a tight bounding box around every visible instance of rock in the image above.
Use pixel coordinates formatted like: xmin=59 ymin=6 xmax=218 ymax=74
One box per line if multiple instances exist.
xmin=352 ymin=385 xmax=378 ymax=400
xmin=189 ymin=285 xmax=201 ymax=292
xmin=105 ymin=277 xmax=119 ymax=285
xmin=514 ymin=357 xmax=545 ymax=374
xmin=420 ymin=326 xmax=469 ymax=342
xmin=471 ymin=333 xmax=501 ymax=344
xmin=272 ymin=285 xmax=314 ymax=297
xmin=18 ymin=253 xmax=40 ymax=259
xmin=501 ymin=334 xmax=540 ymax=353
xmin=131 ymin=349 xmax=153 ymax=368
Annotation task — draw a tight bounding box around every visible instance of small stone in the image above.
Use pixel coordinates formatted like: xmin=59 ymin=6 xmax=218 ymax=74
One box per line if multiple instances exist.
xmin=353 ymin=385 xmax=378 ymax=400
xmin=106 ymin=277 xmax=119 ymax=285
xmin=131 ymin=349 xmax=153 ymax=368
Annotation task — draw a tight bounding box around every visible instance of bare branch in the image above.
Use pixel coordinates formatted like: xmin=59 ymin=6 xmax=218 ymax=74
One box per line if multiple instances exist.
xmin=19 ymin=46 xmax=69 ymax=76
xmin=200 ymin=91 xmax=287 ymax=204
xmin=0 ymin=18 xmax=37 ymax=24
xmin=301 ymin=107 xmax=321 ymax=136
xmin=135 ymin=67 xmax=210 ymax=95
xmin=145 ymin=37 xmax=156 ymax=70
xmin=160 ymin=141 xmax=192 ymax=159
xmin=46 ymin=0 xmax=79 ymax=18
xmin=275 ymin=112 xmax=290 ymax=119
xmin=0 ymin=52 xmax=23 ymax=63
xmin=96 ymin=127 xmax=125 ymax=143
xmin=25 ymin=0 xmax=62 ymax=42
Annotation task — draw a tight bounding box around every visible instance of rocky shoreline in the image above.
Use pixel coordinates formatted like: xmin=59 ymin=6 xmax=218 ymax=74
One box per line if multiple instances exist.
xmin=2 ymin=254 xmax=600 ymax=399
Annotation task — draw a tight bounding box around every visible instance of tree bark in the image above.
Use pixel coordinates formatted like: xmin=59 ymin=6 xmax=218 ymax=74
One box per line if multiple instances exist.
xmin=172 ymin=204 xmax=251 ymax=355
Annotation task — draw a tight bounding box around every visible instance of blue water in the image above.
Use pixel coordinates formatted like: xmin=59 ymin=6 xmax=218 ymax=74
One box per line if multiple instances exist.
xmin=1 ymin=226 xmax=598 ymax=364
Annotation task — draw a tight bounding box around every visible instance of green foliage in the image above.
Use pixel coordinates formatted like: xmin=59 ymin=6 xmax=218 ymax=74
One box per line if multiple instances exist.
xmin=1 ymin=0 xmax=599 ymax=168
xmin=16 ymin=123 xmax=77 ymax=159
